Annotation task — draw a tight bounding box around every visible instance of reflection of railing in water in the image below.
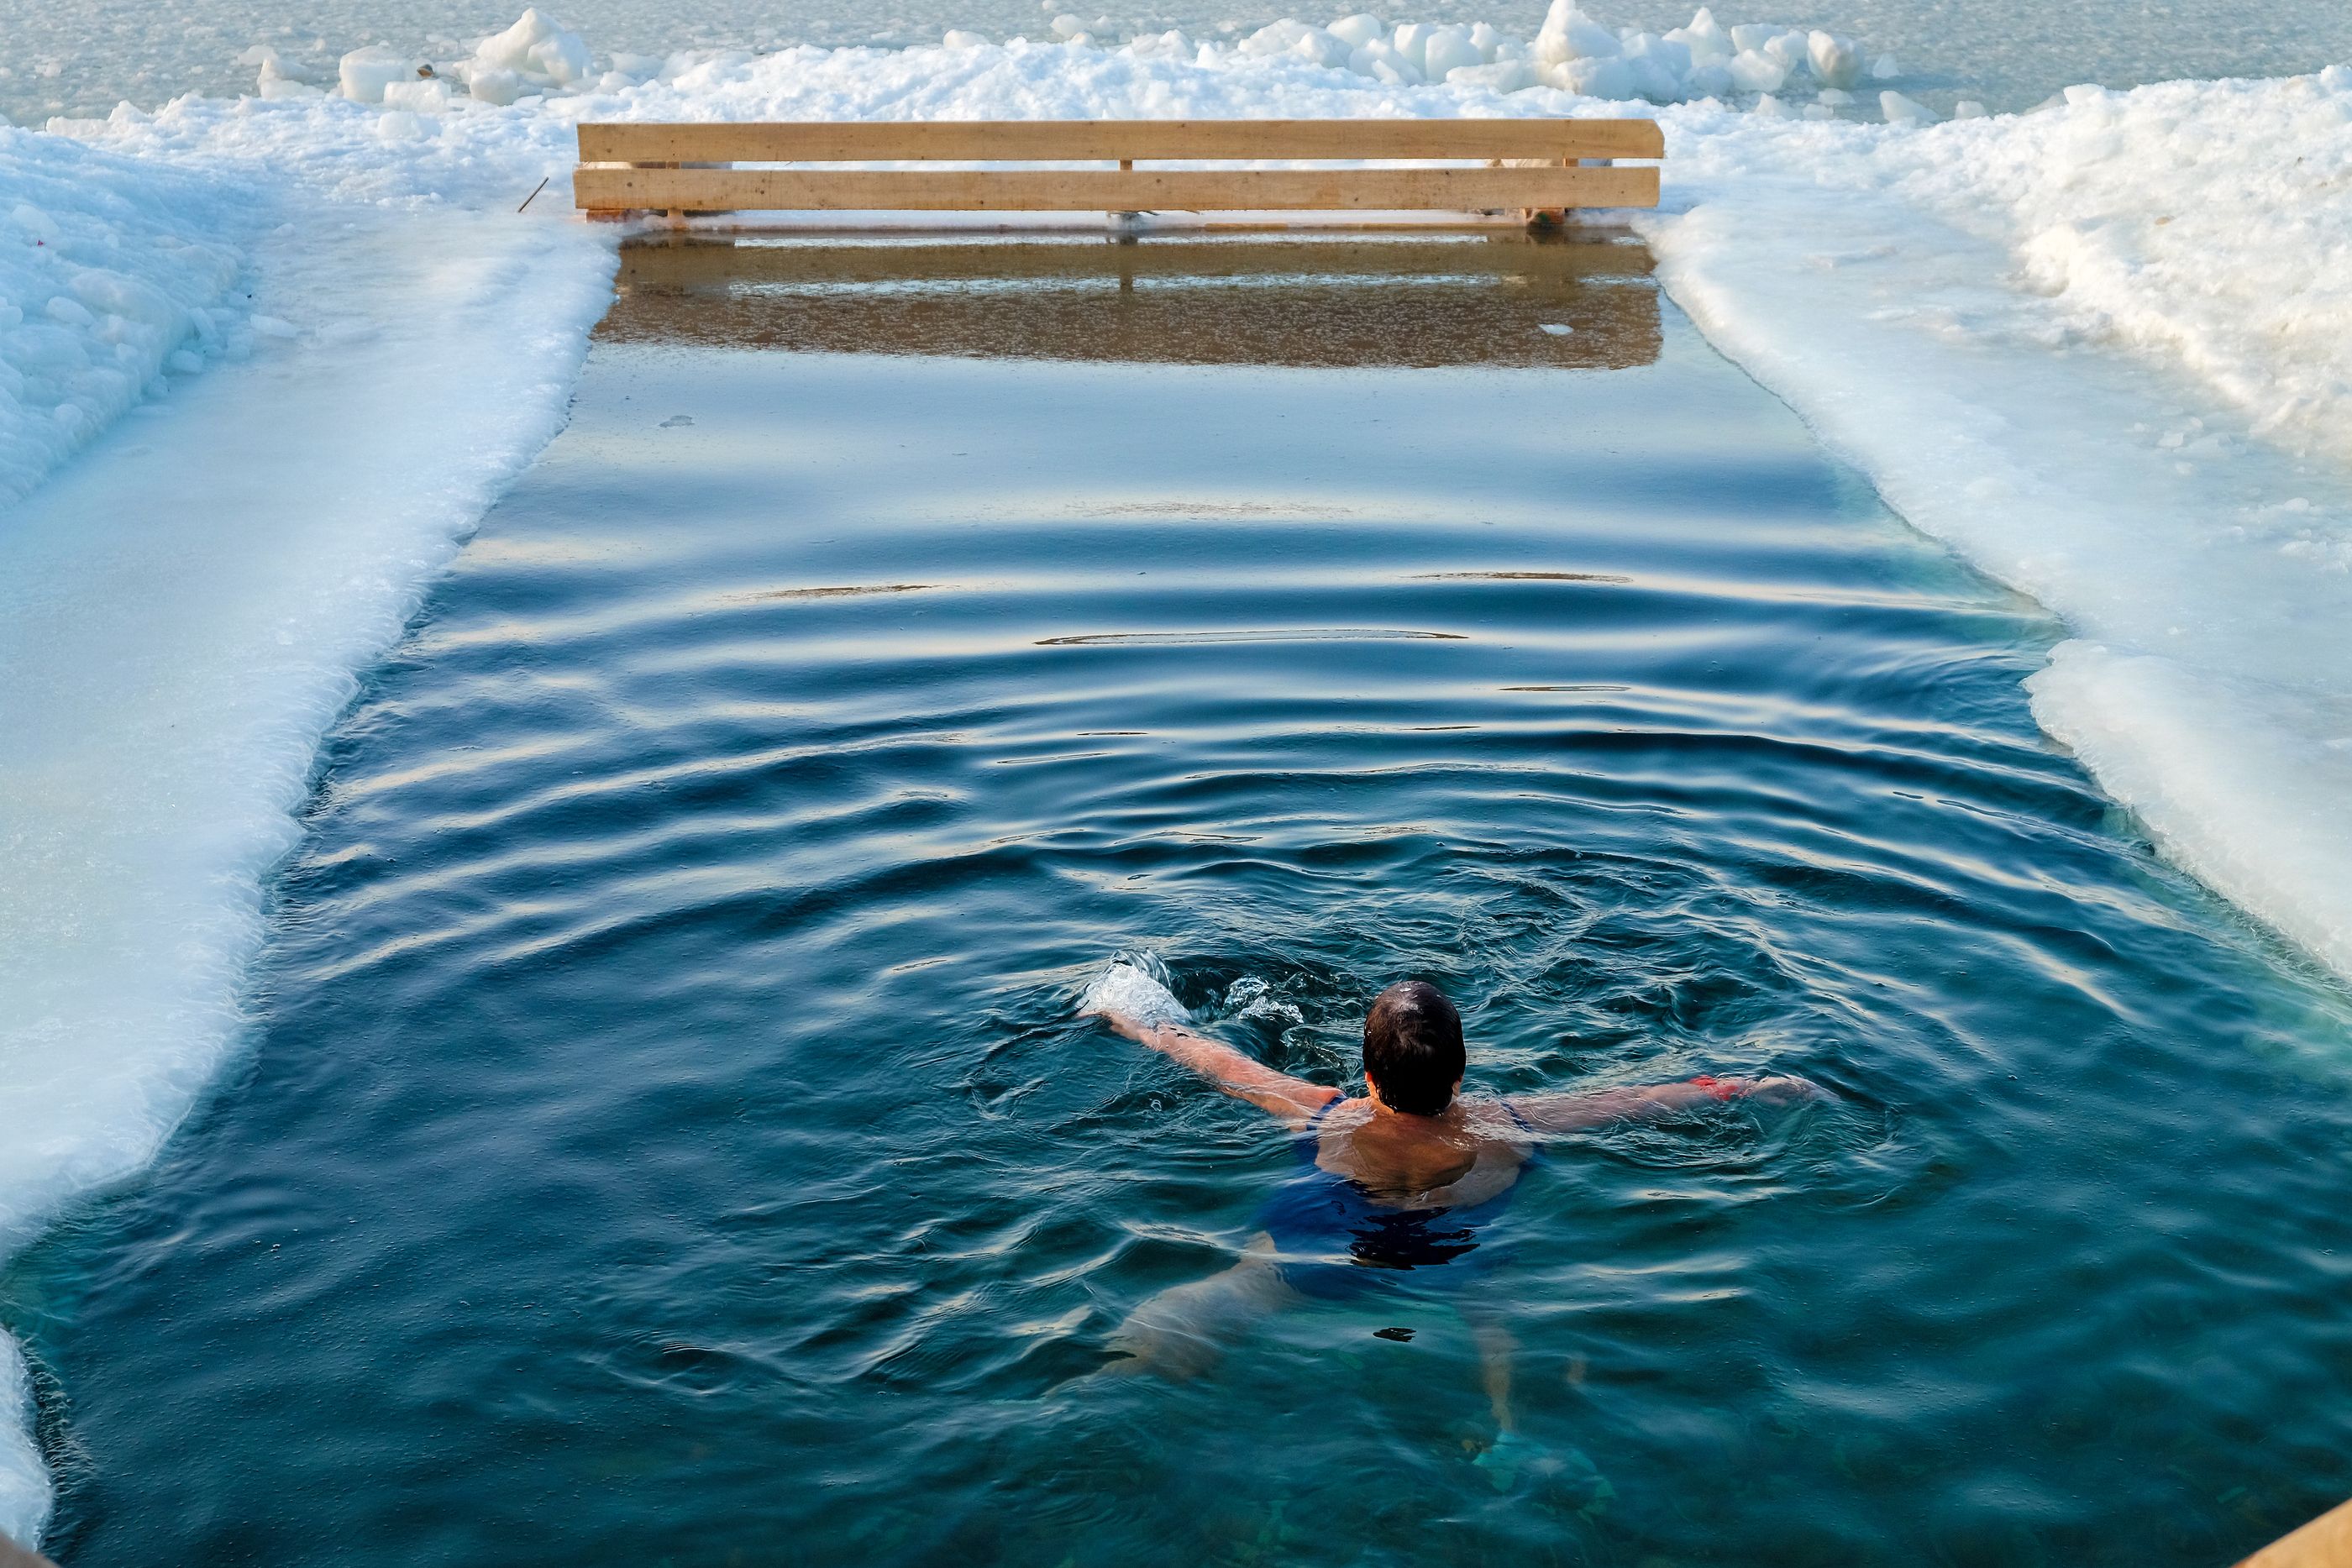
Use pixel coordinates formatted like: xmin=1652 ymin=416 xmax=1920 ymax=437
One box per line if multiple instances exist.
xmin=597 ymin=233 xmax=1662 ymax=371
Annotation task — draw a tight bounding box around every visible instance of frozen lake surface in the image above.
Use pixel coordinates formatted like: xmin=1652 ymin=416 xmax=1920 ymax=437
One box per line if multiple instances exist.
xmin=6 ymin=0 xmax=2350 ymax=121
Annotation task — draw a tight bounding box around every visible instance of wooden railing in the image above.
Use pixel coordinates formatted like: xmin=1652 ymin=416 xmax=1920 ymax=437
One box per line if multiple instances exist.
xmin=573 ymin=118 xmax=1663 ymax=222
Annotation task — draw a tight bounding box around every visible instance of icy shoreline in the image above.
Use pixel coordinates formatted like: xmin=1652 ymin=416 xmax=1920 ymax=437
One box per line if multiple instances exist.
xmin=3 ymin=8 xmax=2351 ymax=1546
xmin=0 ymin=125 xmax=616 ymax=1552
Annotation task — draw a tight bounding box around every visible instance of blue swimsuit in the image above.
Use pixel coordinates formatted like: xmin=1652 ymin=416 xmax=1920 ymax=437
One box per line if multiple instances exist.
xmin=1257 ymin=1100 xmax=1531 ymax=1299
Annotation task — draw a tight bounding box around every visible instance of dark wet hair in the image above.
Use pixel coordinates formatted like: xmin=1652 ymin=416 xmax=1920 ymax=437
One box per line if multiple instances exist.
xmin=1362 ymin=981 xmax=1466 ymax=1116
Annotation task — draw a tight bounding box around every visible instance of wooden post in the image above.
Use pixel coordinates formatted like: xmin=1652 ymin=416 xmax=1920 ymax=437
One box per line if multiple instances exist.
xmin=1528 ymin=155 xmax=1572 ymax=228
xmin=1114 ymin=157 xmax=1139 ymax=228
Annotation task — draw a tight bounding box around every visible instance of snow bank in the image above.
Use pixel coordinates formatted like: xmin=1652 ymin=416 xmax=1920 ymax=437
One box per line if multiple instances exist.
xmin=0 ymin=1345 xmax=35 ymax=1560
xmin=1639 ymin=71 xmax=2352 ymax=976
xmin=3 ymin=6 xmax=2352 ymax=1547
xmin=0 ymin=128 xmax=254 ymax=502
xmin=0 ymin=57 xmax=611 ymax=1552
xmin=0 ymin=203 xmax=614 ymax=1545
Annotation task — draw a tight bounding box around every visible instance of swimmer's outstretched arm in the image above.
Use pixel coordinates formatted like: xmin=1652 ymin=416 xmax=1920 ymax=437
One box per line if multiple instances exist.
xmin=1509 ymin=1074 xmax=1825 ymax=1134
xmin=1089 ymin=1008 xmax=1341 ymax=1129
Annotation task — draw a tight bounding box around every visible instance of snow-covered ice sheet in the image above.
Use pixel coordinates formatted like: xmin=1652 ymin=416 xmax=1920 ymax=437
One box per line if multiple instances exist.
xmin=1638 ymin=72 xmax=2352 ymax=976
xmin=3 ymin=8 xmax=2352 ymax=1548
xmin=10 ymin=0 xmax=2352 ymax=123
xmin=0 ymin=108 xmax=612 ymax=1550
xmin=0 ymin=130 xmax=255 ymax=503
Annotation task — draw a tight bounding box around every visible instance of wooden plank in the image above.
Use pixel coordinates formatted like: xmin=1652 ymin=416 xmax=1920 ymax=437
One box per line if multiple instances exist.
xmin=2237 ymin=1497 xmax=2352 ymax=1568
xmin=575 ymin=164 xmax=1658 ymax=213
xmin=578 ymin=118 xmax=1665 ymax=165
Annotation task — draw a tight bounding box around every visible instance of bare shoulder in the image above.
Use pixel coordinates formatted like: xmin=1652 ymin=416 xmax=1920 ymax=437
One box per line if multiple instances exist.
xmin=1459 ymin=1096 xmax=1536 ymax=1144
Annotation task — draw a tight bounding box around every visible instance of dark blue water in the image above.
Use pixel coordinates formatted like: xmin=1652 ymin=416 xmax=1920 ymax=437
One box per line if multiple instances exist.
xmin=13 ymin=234 xmax=2352 ymax=1567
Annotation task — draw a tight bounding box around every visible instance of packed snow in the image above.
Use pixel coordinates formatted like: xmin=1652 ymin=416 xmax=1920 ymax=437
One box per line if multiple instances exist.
xmin=0 ymin=132 xmax=255 ymax=502
xmin=3 ymin=3 xmax=2351 ymax=1549
xmin=1639 ymin=74 xmax=2352 ymax=977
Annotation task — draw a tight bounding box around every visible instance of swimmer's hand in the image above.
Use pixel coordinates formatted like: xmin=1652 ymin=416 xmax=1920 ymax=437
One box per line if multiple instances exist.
xmin=1078 ymin=956 xmax=1193 ymax=1038
xmin=1079 ymin=955 xmax=1338 ymax=1128
xmin=1740 ymin=1074 xmax=1830 ymax=1106
xmin=1089 ymin=1008 xmax=1155 ymax=1045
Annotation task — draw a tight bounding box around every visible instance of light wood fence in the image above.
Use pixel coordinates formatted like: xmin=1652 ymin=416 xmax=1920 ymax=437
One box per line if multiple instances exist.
xmin=573 ymin=119 xmax=1662 ymax=223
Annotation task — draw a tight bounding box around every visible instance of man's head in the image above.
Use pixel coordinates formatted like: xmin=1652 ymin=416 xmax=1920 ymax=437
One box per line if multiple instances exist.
xmin=1362 ymin=981 xmax=1465 ymax=1116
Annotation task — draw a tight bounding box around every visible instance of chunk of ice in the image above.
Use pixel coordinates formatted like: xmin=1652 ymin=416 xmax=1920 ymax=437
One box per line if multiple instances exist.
xmin=1728 ymin=48 xmax=1788 ymax=92
xmin=1667 ymin=7 xmax=1732 ymax=64
xmin=1534 ymin=0 xmax=1619 ymax=66
xmin=1422 ymin=24 xmax=1483 ymax=79
xmin=466 ymin=66 xmax=523 ymax=105
xmin=469 ymin=8 xmax=591 ymax=89
xmin=337 ymin=45 xmax=417 ymax=103
xmin=381 ymin=77 xmax=449 ymax=113
xmin=1807 ymin=30 xmax=1861 ymax=88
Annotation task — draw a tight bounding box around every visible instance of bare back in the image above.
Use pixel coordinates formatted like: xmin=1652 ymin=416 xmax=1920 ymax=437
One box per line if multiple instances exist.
xmin=1307 ymin=1096 xmax=1532 ymax=1211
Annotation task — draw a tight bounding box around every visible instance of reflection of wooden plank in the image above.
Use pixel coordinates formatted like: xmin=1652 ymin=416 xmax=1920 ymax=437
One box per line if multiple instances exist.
xmin=616 ymin=233 xmax=1654 ymax=291
xmin=598 ymin=236 xmax=1662 ymax=371
xmin=2238 ymin=1497 xmax=2352 ymax=1568
xmin=579 ymin=118 xmax=1665 ymax=165
xmin=577 ymin=164 xmax=1657 ymax=214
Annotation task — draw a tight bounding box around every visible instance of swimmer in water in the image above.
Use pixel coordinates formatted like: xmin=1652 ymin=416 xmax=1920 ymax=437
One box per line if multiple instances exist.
xmin=1081 ymin=959 xmax=1823 ymax=1461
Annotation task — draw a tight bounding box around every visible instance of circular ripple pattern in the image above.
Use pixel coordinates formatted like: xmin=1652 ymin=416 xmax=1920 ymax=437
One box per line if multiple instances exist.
xmin=16 ymin=246 xmax=2352 ymax=1568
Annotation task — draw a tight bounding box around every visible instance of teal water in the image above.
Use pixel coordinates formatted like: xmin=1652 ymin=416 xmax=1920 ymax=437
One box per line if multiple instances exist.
xmin=13 ymin=236 xmax=2352 ymax=1566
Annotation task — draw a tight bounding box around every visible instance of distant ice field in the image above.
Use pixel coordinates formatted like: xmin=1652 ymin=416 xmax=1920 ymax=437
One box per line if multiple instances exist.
xmin=4 ymin=0 xmax=2351 ymax=122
